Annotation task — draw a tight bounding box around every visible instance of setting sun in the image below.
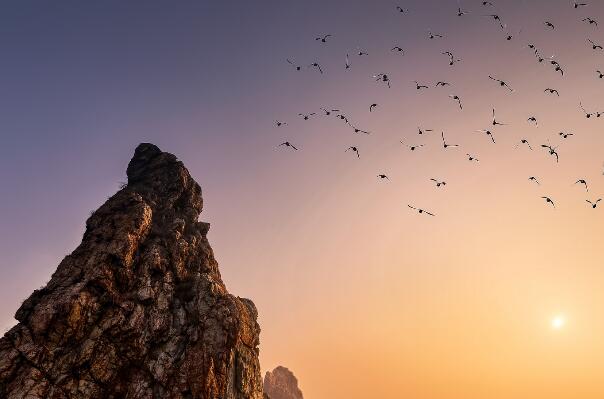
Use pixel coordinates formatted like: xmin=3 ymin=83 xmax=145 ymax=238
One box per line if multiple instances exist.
xmin=551 ymin=315 xmax=566 ymax=330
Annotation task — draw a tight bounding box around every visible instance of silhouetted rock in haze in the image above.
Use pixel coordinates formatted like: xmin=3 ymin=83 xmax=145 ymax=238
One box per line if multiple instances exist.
xmin=0 ymin=143 xmax=264 ymax=398
xmin=263 ymin=366 xmax=303 ymax=399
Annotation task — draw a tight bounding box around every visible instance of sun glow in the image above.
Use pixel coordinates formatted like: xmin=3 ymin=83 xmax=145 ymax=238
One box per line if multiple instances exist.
xmin=551 ymin=315 xmax=566 ymax=330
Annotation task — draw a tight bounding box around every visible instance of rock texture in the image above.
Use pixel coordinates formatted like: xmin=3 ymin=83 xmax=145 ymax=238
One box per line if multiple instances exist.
xmin=0 ymin=143 xmax=264 ymax=399
xmin=263 ymin=367 xmax=303 ymax=399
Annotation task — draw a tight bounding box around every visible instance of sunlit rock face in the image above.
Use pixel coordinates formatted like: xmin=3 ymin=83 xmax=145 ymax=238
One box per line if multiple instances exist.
xmin=263 ymin=366 xmax=303 ymax=399
xmin=0 ymin=143 xmax=264 ymax=399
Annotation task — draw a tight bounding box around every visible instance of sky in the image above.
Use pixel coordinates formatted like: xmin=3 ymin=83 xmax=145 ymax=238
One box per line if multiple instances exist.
xmin=1 ymin=0 xmax=604 ymax=397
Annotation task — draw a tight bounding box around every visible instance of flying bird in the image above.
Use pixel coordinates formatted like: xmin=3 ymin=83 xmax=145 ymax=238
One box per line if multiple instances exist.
xmin=298 ymin=112 xmax=316 ymax=120
xmin=582 ymin=17 xmax=598 ymax=26
xmin=356 ymin=48 xmax=369 ymax=56
xmin=315 ymin=34 xmax=332 ymax=43
xmin=286 ymin=59 xmax=301 ymax=71
xmin=441 ymin=132 xmax=459 ymax=149
xmin=346 ymin=146 xmax=360 ymax=158
xmin=489 ymin=75 xmax=514 ymax=91
xmin=527 ymin=116 xmax=538 ymax=126
xmin=476 ymin=129 xmax=496 ymax=143
xmin=485 ymin=14 xmax=505 ymax=29
xmin=541 ymin=144 xmax=559 ymax=162
xmin=408 ymin=205 xmax=435 ymax=216
xmin=544 ymin=88 xmax=559 ymax=96
xmin=482 ymin=1 xmax=494 ymax=6
xmin=544 ymin=21 xmax=555 ymax=29
xmin=467 ymin=154 xmax=479 ymax=162
xmin=443 ymin=51 xmax=462 ymax=65
xmin=491 ymin=108 xmax=506 ymax=126
xmin=278 ymin=142 xmax=298 ymax=150
xmin=396 ymin=6 xmax=409 ymax=13
xmin=320 ymin=108 xmax=339 ymax=116
xmin=428 ymin=31 xmax=444 ymax=39
xmin=580 ymin=102 xmax=593 ymax=118
xmin=559 ymin=131 xmax=574 ymax=139
xmin=586 ymin=199 xmax=601 ymax=208
xmin=430 ymin=178 xmax=447 ymax=187
xmin=528 ymin=176 xmax=540 ymax=185
xmin=345 ymin=54 xmax=351 ymax=70
xmin=417 ymin=127 xmax=433 ymax=135
xmin=369 ymin=103 xmax=378 ymax=112
xmin=373 ymin=73 xmax=391 ymax=88
xmin=349 ymin=124 xmax=370 ymax=134
xmin=436 ymin=81 xmax=451 ymax=87
xmin=377 ymin=174 xmax=389 ymax=180
xmin=391 ymin=46 xmax=405 ymax=54
xmin=308 ymin=62 xmax=323 ymax=74
xmin=275 ymin=120 xmax=287 ymax=127
xmin=400 ymin=141 xmax=424 ymax=151
xmin=516 ymin=139 xmax=533 ymax=150
xmin=573 ymin=1 xmax=588 ymax=9
xmin=541 ymin=196 xmax=556 ymax=208
xmin=597 ymin=70 xmax=603 ymax=79
xmin=457 ymin=7 xmax=469 ymax=16
xmin=414 ymin=81 xmax=429 ymax=90
xmin=449 ymin=95 xmax=463 ymax=109
xmin=588 ymin=39 xmax=603 ymax=50
xmin=575 ymin=179 xmax=589 ymax=191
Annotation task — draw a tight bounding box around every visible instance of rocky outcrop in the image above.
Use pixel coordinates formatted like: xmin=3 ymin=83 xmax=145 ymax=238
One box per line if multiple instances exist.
xmin=0 ymin=143 xmax=264 ymax=398
xmin=263 ymin=367 xmax=303 ymax=399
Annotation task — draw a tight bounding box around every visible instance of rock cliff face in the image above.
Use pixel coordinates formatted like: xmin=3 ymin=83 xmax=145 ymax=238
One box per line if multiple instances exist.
xmin=0 ymin=143 xmax=264 ymax=399
xmin=263 ymin=367 xmax=303 ymax=399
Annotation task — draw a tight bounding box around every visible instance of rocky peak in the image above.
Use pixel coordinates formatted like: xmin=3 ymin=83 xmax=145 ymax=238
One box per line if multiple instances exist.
xmin=0 ymin=143 xmax=264 ymax=398
xmin=263 ymin=366 xmax=303 ymax=399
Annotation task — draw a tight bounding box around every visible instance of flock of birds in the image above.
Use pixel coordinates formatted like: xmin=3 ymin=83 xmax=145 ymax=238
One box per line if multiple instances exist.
xmin=275 ymin=1 xmax=603 ymax=216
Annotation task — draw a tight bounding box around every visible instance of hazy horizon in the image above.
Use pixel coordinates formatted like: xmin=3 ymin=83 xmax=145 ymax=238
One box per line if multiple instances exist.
xmin=2 ymin=1 xmax=604 ymax=398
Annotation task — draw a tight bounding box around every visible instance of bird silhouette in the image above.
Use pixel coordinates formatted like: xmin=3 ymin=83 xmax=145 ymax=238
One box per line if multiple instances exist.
xmin=476 ymin=129 xmax=496 ymax=143
xmin=391 ymin=46 xmax=405 ymax=54
xmin=443 ymin=51 xmax=462 ymax=65
xmin=482 ymin=1 xmax=494 ymax=6
xmin=441 ymin=132 xmax=459 ymax=149
xmin=575 ymin=179 xmax=589 ymax=192
xmin=400 ymin=141 xmax=424 ymax=151
xmin=315 ymin=34 xmax=332 ymax=43
xmin=298 ymin=112 xmax=316 ymax=120
xmin=449 ymin=95 xmax=463 ymax=109
xmin=580 ymin=102 xmax=594 ymax=118
xmin=516 ymin=139 xmax=533 ymax=150
xmin=430 ymin=178 xmax=447 ymax=187
xmin=275 ymin=120 xmax=287 ymax=127
xmin=527 ymin=116 xmax=538 ymax=126
xmin=582 ymin=17 xmax=598 ymax=26
xmin=489 ymin=75 xmax=514 ymax=91
xmin=278 ymin=142 xmax=298 ymax=150
xmin=541 ymin=196 xmax=556 ymax=208
xmin=377 ymin=174 xmax=389 ymax=180
xmin=586 ymin=199 xmax=601 ymax=208
xmin=374 ymin=73 xmax=391 ymax=88
xmin=345 ymin=54 xmax=351 ymax=70
xmin=544 ymin=21 xmax=555 ymax=29
xmin=408 ymin=205 xmax=435 ymax=216
xmin=467 ymin=154 xmax=479 ymax=162
xmin=528 ymin=176 xmax=540 ymax=185
xmin=588 ymin=39 xmax=603 ymax=50
xmin=414 ymin=81 xmax=429 ymax=90
xmin=491 ymin=108 xmax=506 ymax=126
xmin=559 ymin=131 xmax=574 ymax=139
xmin=356 ymin=48 xmax=369 ymax=56
xmin=369 ymin=103 xmax=378 ymax=112
xmin=574 ymin=1 xmax=588 ymax=9
xmin=286 ymin=59 xmax=301 ymax=71
xmin=396 ymin=6 xmax=409 ymax=13
xmin=346 ymin=146 xmax=360 ymax=158
xmin=457 ymin=7 xmax=469 ymax=16
xmin=428 ymin=31 xmax=444 ymax=39
xmin=544 ymin=88 xmax=559 ymax=96
xmin=436 ymin=81 xmax=451 ymax=87
xmin=349 ymin=124 xmax=370 ymax=134
xmin=417 ymin=127 xmax=433 ymax=135
xmin=320 ymin=108 xmax=339 ymax=116
xmin=597 ymin=70 xmax=604 ymax=79
xmin=541 ymin=144 xmax=559 ymax=162
xmin=485 ymin=14 xmax=505 ymax=29
xmin=308 ymin=62 xmax=323 ymax=74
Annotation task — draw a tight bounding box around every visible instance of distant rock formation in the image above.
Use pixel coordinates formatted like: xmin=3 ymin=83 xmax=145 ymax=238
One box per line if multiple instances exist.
xmin=0 ymin=143 xmax=264 ymax=398
xmin=263 ymin=366 xmax=303 ymax=399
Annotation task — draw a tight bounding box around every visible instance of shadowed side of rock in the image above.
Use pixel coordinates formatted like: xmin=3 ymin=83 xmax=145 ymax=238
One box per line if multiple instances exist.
xmin=0 ymin=143 xmax=264 ymax=399
xmin=263 ymin=367 xmax=303 ymax=399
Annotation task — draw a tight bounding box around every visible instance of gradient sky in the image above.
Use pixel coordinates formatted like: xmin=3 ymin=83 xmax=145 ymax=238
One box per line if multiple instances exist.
xmin=2 ymin=1 xmax=604 ymax=398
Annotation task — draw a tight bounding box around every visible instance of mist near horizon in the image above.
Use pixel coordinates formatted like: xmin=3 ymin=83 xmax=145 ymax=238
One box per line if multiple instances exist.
xmin=1 ymin=1 xmax=604 ymax=398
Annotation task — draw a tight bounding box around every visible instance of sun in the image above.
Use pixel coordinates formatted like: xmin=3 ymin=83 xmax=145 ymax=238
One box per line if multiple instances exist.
xmin=551 ymin=315 xmax=566 ymax=330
